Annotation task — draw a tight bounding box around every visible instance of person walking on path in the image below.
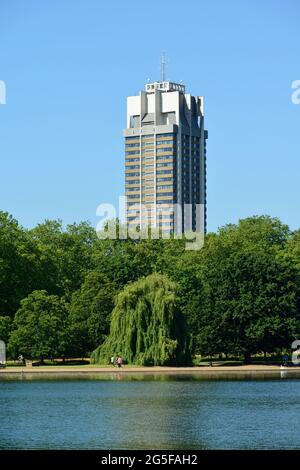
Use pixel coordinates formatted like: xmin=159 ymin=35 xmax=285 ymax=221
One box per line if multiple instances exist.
xmin=110 ymin=355 xmax=115 ymax=367
xmin=117 ymin=355 xmax=123 ymax=368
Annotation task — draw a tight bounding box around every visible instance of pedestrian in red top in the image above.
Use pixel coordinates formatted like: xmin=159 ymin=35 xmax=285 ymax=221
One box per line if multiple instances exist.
xmin=117 ymin=355 xmax=123 ymax=368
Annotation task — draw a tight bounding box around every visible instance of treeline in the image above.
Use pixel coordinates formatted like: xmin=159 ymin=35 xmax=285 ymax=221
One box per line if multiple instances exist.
xmin=0 ymin=211 xmax=300 ymax=364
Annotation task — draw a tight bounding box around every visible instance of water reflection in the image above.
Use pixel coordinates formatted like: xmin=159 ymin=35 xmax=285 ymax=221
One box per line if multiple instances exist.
xmin=1 ymin=373 xmax=300 ymax=449
xmin=2 ymin=370 xmax=300 ymax=382
xmin=280 ymin=370 xmax=289 ymax=379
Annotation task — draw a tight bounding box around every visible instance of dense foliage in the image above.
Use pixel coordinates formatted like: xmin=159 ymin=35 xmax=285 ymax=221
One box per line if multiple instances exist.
xmin=0 ymin=210 xmax=300 ymax=363
xmin=91 ymin=273 xmax=191 ymax=366
xmin=9 ymin=290 xmax=69 ymax=361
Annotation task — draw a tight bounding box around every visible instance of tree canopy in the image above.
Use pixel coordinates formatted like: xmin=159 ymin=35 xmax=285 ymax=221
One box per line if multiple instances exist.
xmin=68 ymin=271 xmax=115 ymax=357
xmin=9 ymin=290 xmax=69 ymax=361
xmin=194 ymin=217 xmax=300 ymax=361
xmin=0 ymin=211 xmax=300 ymax=363
xmin=91 ymin=273 xmax=191 ymax=366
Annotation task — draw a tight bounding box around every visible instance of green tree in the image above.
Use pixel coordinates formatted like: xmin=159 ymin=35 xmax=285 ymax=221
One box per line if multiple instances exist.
xmin=0 ymin=211 xmax=43 ymax=317
xmin=29 ymin=220 xmax=97 ymax=300
xmin=69 ymin=271 xmax=115 ymax=357
xmin=0 ymin=316 xmax=12 ymax=345
xmin=9 ymin=290 xmax=70 ymax=362
xmin=93 ymin=225 xmax=188 ymax=289
xmin=161 ymin=248 xmax=204 ymax=354
xmin=196 ymin=216 xmax=300 ymax=361
xmin=92 ymin=238 xmax=156 ymax=289
xmin=91 ymin=273 xmax=191 ymax=366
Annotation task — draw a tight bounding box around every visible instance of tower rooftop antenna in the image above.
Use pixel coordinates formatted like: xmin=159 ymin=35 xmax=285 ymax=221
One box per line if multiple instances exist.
xmin=161 ymin=51 xmax=167 ymax=82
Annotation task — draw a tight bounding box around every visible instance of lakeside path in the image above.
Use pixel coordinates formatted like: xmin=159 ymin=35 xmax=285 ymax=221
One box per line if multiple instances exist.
xmin=1 ymin=364 xmax=300 ymax=376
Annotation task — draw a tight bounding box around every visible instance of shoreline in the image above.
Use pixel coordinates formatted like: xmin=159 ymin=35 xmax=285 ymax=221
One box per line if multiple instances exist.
xmin=1 ymin=364 xmax=300 ymax=376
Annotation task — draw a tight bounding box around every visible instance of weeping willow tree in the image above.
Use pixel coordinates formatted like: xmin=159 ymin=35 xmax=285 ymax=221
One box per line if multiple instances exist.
xmin=91 ymin=273 xmax=191 ymax=366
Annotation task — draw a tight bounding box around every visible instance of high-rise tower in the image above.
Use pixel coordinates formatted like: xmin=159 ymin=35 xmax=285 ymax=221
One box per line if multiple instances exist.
xmin=124 ymin=79 xmax=207 ymax=235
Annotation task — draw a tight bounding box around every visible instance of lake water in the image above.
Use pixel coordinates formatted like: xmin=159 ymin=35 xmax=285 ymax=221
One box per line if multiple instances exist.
xmin=0 ymin=372 xmax=300 ymax=449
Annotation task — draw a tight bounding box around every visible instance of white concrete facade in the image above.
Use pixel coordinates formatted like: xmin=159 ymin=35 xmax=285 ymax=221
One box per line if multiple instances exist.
xmin=124 ymin=80 xmax=207 ymax=234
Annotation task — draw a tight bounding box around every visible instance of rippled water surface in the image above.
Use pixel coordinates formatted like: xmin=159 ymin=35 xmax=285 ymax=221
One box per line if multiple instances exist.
xmin=0 ymin=372 xmax=299 ymax=449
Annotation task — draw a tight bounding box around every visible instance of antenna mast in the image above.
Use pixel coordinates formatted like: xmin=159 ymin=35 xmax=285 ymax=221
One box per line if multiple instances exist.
xmin=161 ymin=52 xmax=167 ymax=82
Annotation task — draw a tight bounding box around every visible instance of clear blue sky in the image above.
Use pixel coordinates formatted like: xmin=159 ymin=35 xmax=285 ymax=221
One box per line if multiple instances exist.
xmin=0 ymin=0 xmax=299 ymax=233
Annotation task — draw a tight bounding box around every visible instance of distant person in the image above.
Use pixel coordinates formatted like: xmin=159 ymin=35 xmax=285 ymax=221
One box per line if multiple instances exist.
xmin=117 ymin=355 xmax=123 ymax=368
xmin=18 ymin=354 xmax=26 ymax=366
xmin=110 ymin=356 xmax=115 ymax=367
xmin=282 ymin=354 xmax=289 ymax=366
